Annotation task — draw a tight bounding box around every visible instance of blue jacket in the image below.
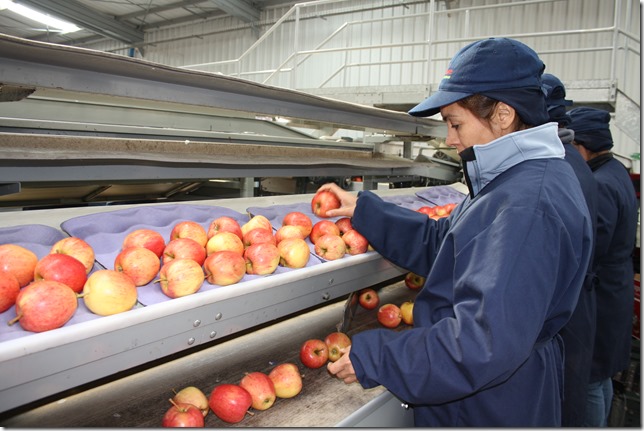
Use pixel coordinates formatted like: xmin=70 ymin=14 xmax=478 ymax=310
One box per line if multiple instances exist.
xmin=559 ymin=127 xmax=599 ymax=426
xmin=349 ymin=123 xmax=593 ymax=427
xmin=588 ymin=154 xmax=638 ymax=381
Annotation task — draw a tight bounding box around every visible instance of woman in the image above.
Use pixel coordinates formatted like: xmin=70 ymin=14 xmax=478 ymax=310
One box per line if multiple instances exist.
xmin=324 ymin=38 xmax=593 ymax=426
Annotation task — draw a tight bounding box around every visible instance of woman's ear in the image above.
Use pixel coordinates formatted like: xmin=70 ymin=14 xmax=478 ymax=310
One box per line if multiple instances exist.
xmin=493 ymin=102 xmax=517 ymax=132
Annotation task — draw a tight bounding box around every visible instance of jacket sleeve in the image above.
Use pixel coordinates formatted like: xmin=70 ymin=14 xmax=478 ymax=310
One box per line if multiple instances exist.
xmin=351 ymin=191 xmax=451 ymax=275
xmin=348 ymin=204 xmax=586 ymax=405
xmin=593 ymin=178 xmax=619 ymax=263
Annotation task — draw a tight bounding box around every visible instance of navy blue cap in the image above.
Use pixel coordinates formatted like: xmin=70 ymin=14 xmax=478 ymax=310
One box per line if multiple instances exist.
xmin=542 ymin=73 xmax=573 ymax=126
xmin=567 ymin=107 xmax=613 ymax=152
xmin=409 ymin=38 xmax=546 ymax=118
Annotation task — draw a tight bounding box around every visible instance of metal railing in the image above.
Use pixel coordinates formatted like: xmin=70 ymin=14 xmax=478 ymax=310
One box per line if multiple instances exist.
xmin=181 ymin=0 xmax=639 ymax=104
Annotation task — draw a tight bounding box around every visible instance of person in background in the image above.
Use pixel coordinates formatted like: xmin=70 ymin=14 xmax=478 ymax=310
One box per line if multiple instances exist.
xmin=542 ymin=73 xmax=599 ymax=426
xmin=567 ymin=107 xmax=639 ymax=427
xmin=323 ymin=37 xmax=593 ymax=426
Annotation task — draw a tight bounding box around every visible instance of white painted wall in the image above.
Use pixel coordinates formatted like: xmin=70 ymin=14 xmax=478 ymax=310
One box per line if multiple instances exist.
xmin=82 ymin=0 xmax=640 ymax=163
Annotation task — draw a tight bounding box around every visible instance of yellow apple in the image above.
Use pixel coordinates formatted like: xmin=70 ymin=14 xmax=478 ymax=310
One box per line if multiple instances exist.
xmin=82 ymin=269 xmax=138 ymax=316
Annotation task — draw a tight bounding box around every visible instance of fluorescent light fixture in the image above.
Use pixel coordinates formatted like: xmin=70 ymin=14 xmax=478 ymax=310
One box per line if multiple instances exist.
xmin=0 ymin=0 xmax=80 ymax=33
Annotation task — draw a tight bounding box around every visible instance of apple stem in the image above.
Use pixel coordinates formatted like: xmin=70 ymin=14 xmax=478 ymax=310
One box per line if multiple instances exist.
xmin=246 ymin=410 xmax=255 ymax=417
xmin=153 ymin=278 xmax=161 ymax=284
xmin=7 ymin=313 xmax=22 ymax=326
xmin=76 ymin=292 xmax=86 ymax=299
xmin=168 ymin=398 xmax=180 ymax=408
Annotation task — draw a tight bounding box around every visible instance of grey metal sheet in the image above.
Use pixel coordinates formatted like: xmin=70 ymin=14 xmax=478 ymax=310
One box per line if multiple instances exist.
xmin=0 ymin=34 xmax=443 ymax=137
xmin=0 ymin=189 xmax=443 ymax=414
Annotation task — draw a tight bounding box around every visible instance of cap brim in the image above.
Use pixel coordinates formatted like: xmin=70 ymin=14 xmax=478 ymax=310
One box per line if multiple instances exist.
xmin=408 ymin=90 xmax=472 ymax=117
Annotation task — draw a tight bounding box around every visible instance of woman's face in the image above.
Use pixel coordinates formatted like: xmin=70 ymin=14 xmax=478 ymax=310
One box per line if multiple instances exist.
xmin=440 ymin=102 xmax=500 ymax=154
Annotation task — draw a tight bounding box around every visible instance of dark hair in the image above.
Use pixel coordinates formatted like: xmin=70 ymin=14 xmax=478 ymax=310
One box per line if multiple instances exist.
xmin=457 ymin=94 xmax=528 ymax=131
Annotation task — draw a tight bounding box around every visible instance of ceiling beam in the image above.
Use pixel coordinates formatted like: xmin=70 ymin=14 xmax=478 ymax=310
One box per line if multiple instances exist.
xmin=19 ymin=0 xmax=144 ymax=44
xmin=118 ymin=0 xmax=211 ymax=20
xmin=212 ymin=0 xmax=260 ymax=23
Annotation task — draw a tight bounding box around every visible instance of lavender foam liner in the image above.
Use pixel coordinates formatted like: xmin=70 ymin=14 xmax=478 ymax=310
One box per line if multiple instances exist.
xmin=61 ymin=204 xmax=322 ymax=306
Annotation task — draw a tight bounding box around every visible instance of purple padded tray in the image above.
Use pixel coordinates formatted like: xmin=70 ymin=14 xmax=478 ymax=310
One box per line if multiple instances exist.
xmin=415 ymin=185 xmax=466 ymax=207
xmin=0 ymin=224 xmax=102 ymax=342
xmin=60 ymin=204 xmax=322 ymax=305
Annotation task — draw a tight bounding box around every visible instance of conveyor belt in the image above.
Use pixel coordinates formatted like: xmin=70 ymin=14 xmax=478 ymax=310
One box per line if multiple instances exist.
xmin=0 ymin=280 xmax=417 ymax=427
xmin=0 ymin=187 xmax=462 ymax=415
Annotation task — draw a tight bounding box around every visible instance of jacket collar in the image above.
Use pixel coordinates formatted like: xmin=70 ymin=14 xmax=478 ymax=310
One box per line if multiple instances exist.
xmin=460 ymin=122 xmax=563 ymax=198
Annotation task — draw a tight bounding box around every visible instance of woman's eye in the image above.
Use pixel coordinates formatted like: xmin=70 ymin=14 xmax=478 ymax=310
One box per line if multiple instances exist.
xmin=451 ymin=124 xmax=460 ymax=130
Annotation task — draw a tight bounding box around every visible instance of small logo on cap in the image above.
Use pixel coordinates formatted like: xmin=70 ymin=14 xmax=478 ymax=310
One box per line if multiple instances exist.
xmin=443 ymin=68 xmax=453 ymax=80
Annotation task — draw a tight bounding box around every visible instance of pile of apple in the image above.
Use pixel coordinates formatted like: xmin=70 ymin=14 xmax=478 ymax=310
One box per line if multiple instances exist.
xmin=299 ymin=331 xmax=352 ymax=369
xmin=162 ymin=362 xmax=304 ymax=427
xmin=0 ymin=237 xmax=99 ymax=333
xmin=309 ymin=191 xmax=370 ymax=260
xmin=357 ymin=287 xmax=415 ymax=328
xmin=106 ymin=213 xmax=319 ymax=301
xmin=416 ymin=202 xmax=458 ymax=219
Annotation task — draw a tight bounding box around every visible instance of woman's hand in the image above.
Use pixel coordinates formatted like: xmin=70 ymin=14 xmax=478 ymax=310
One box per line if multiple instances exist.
xmin=327 ymin=346 xmax=358 ymax=384
xmin=316 ymin=183 xmax=357 ymax=218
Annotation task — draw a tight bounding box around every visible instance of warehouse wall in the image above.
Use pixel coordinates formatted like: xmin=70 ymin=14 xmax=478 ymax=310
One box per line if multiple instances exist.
xmin=83 ymin=0 xmax=640 ymax=165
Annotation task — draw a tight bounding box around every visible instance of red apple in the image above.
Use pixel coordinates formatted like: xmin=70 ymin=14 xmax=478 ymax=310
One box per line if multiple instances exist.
xmin=324 ymin=332 xmax=352 ymax=362
xmin=242 ymin=228 xmax=276 ymax=248
xmin=299 ymin=338 xmax=329 ymax=369
xmin=208 ymin=384 xmax=252 ymax=424
xmin=203 ymin=251 xmax=246 ymax=286
xmin=241 ymin=215 xmax=273 ymax=237
xmin=123 ymin=228 xmax=166 ymax=258
xmin=34 ymin=253 xmax=87 ymax=294
xmin=0 ymin=243 xmax=38 ymax=287
xmin=268 ymin=363 xmax=302 ymax=399
xmin=309 ymin=220 xmax=341 ymax=244
xmin=358 ymin=288 xmax=379 ymax=310
xmin=417 ymin=206 xmax=436 ymax=217
xmin=275 ymin=225 xmax=305 ymax=244
xmin=162 ymin=399 xmax=205 ymax=428
xmin=158 ymin=258 xmax=205 ymax=298
xmin=114 ymin=246 xmax=160 ymax=287
xmin=239 ymin=371 xmax=277 ymax=411
xmin=277 ymin=237 xmax=310 ymax=269
xmin=207 ymin=216 xmax=243 ymax=241
xmin=377 ymin=303 xmax=402 ymax=328
xmin=244 ymin=242 xmax=280 ymax=276
xmin=404 ymin=272 xmax=425 ymax=290
xmin=342 ymin=229 xmax=369 ymax=255
xmin=172 ymin=386 xmax=209 ymax=417
xmin=8 ymin=280 xmax=78 ymax=332
xmin=335 ymin=217 xmax=353 ymax=236
xmin=314 ymin=233 xmax=346 ymax=260
xmin=50 ymin=237 xmax=95 ymax=275
xmin=163 ymin=238 xmax=206 ymax=266
xmin=170 ymin=221 xmax=208 ymax=248
xmin=0 ymin=271 xmax=20 ymax=313
xmin=282 ymin=212 xmax=313 ymax=237
xmin=82 ymin=269 xmax=138 ymax=316
xmin=311 ymin=190 xmax=341 ymax=218
xmin=400 ymin=301 xmax=414 ymax=325
xmin=206 ymin=231 xmax=244 ymax=256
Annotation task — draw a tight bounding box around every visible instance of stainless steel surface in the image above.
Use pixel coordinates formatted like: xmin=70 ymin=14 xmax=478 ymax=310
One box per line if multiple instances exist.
xmin=0 ymin=188 xmax=434 ymax=414
xmin=338 ymin=291 xmax=359 ymax=333
xmin=0 ymin=34 xmax=443 ymax=137
xmin=0 ymin=280 xmax=417 ymax=427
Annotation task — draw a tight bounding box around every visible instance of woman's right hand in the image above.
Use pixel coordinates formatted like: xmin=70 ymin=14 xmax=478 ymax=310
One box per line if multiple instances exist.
xmin=316 ymin=183 xmax=357 ymax=218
